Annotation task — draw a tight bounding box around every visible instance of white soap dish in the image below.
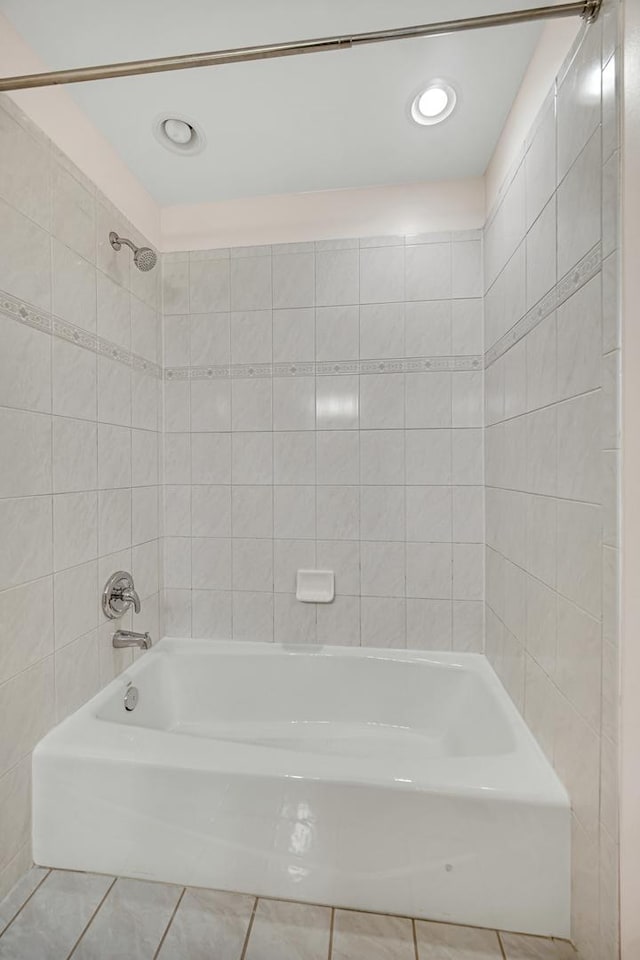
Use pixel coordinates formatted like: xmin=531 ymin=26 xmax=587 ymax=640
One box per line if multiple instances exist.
xmin=296 ymin=570 xmax=335 ymax=603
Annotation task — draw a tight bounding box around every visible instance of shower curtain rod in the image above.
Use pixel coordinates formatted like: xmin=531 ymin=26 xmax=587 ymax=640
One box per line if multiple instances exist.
xmin=0 ymin=0 xmax=601 ymax=92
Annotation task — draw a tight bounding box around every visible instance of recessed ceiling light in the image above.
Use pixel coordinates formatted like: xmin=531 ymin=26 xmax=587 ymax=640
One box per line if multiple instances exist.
xmin=163 ymin=118 xmax=193 ymax=145
xmin=410 ymin=81 xmax=457 ymax=126
xmin=153 ymin=113 xmax=206 ymax=155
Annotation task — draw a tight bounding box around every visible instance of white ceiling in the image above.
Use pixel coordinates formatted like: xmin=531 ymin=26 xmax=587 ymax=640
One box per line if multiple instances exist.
xmin=0 ymin=1 xmax=568 ymax=205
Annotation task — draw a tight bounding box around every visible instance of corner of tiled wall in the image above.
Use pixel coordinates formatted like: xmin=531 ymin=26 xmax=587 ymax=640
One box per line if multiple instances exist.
xmin=483 ymin=3 xmax=621 ymax=956
xmin=0 ymin=92 xmax=163 ymax=899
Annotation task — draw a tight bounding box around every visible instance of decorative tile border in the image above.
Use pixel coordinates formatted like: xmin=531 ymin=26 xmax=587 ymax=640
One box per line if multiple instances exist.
xmin=165 ymin=354 xmax=483 ymax=382
xmin=0 ymin=288 xmax=162 ymax=379
xmin=484 ymin=242 xmax=602 ymax=369
xmin=1 ymin=287 xmax=484 ymax=385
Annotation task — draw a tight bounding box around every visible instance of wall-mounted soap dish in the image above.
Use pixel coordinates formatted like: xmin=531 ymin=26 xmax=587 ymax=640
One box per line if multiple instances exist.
xmin=296 ymin=570 xmax=335 ymax=603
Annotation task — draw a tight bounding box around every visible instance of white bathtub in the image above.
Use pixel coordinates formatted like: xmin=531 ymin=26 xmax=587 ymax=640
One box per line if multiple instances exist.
xmin=33 ymin=639 xmax=570 ymax=936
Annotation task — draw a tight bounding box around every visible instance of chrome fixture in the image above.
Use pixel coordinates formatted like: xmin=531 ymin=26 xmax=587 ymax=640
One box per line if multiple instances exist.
xmin=113 ymin=629 xmax=152 ymax=650
xmin=102 ymin=571 xmax=141 ymax=620
xmin=0 ymin=2 xmax=602 ymax=92
xmin=109 ymin=232 xmax=157 ymax=272
xmin=123 ymin=683 xmax=139 ymax=711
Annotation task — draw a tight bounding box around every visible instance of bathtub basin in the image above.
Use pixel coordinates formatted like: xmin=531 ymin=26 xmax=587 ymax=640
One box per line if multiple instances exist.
xmin=33 ymin=639 xmax=570 ymax=936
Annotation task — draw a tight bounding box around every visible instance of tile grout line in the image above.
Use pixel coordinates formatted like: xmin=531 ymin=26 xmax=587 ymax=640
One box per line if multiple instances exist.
xmin=497 ymin=930 xmax=508 ymax=959
xmin=327 ymin=906 xmax=335 ymax=960
xmin=2 ymin=868 xmax=576 ymax=957
xmin=239 ymin=895 xmax=259 ymax=960
xmin=151 ymin=885 xmax=186 ymax=960
xmin=485 ymin=543 xmax=603 ymax=625
xmin=0 ymin=868 xmax=51 ymax=938
xmin=65 ymin=875 xmax=117 ymax=960
xmin=412 ymin=917 xmax=419 ymax=960
xmin=486 ymin=384 xmax=602 ymax=430
xmin=484 ymin=479 xmax=602 ymax=510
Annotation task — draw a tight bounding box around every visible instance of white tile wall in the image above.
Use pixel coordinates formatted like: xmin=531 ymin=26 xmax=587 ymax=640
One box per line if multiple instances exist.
xmin=0 ymin=94 xmax=162 ymax=899
xmin=483 ymin=9 xmax=620 ymax=958
xmin=162 ymin=233 xmax=484 ymax=650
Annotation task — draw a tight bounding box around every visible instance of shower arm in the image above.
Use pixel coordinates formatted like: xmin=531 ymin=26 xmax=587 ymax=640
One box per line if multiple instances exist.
xmin=0 ymin=1 xmax=601 ymax=92
xmin=110 ymin=233 xmax=137 ymax=254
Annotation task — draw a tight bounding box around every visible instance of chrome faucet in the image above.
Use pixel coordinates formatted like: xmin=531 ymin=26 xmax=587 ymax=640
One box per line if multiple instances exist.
xmin=113 ymin=629 xmax=152 ymax=650
xmin=102 ymin=571 xmax=141 ymax=619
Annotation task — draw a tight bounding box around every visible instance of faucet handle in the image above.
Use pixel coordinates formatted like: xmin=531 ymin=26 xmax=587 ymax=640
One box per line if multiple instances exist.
xmin=102 ymin=571 xmax=142 ymax=620
xmin=121 ymin=587 xmax=141 ymax=614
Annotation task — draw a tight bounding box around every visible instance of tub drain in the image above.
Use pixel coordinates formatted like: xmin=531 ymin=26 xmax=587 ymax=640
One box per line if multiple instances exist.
xmin=124 ymin=684 xmax=139 ymax=711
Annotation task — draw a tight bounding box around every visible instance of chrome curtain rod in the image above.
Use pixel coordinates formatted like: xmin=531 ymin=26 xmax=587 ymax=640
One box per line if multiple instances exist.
xmin=0 ymin=0 xmax=601 ymax=92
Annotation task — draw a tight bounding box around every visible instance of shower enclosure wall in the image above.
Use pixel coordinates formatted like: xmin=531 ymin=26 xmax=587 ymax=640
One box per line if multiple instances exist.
xmin=0 ymin=96 xmax=163 ymax=898
xmin=162 ymin=231 xmax=484 ymax=648
xmin=0 ymin=3 xmax=621 ymax=958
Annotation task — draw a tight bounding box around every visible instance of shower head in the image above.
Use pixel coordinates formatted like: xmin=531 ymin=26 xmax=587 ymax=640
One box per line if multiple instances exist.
xmin=133 ymin=246 xmax=158 ymax=272
xmin=109 ymin=231 xmax=158 ymax=272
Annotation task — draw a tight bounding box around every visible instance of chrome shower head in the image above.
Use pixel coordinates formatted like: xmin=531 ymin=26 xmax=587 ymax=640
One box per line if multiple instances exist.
xmin=109 ymin=231 xmax=157 ymax=272
xmin=133 ymin=246 xmax=158 ymax=272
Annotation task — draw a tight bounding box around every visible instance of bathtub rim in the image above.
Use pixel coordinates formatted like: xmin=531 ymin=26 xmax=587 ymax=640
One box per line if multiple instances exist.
xmin=33 ymin=637 xmax=570 ymax=808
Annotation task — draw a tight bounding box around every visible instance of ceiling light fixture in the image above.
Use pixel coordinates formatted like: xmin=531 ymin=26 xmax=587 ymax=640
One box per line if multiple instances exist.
xmin=153 ymin=113 xmax=206 ymax=155
xmin=410 ymin=81 xmax=457 ymax=126
xmin=163 ymin=118 xmax=193 ymax=145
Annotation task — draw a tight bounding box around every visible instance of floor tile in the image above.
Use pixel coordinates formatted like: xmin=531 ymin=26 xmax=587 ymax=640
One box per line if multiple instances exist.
xmin=332 ymin=909 xmax=415 ymax=960
xmin=0 ymin=870 xmax=112 ymax=960
xmin=415 ymin=919 xmax=503 ymax=958
xmin=0 ymin=867 xmax=48 ymax=934
xmin=499 ymin=932 xmax=576 ymax=959
xmin=244 ymin=898 xmax=331 ymax=960
xmin=156 ymin=887 xmax=255 ymax=960
xmin=72 ymin=877 xmax=182 ymax=959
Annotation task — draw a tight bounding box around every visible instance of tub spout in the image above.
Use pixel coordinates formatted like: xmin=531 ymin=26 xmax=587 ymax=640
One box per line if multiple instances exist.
xmin=113 ymin=629 xmax=152 ymax=650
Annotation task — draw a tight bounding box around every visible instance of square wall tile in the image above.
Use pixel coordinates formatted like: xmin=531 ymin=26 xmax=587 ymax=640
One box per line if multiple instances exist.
xmin=0 ymin=408 xmax=51 ymax=498
xmin=359 ymin=246 xmax=404 ymax=303
xmin=274 ymin=592 xmax=316 ymax=644
xmin=361 ymin=541 xmax=405 ymax=597
xmin=317 ymin=431 xmax=359 ymax=485
xmin=452 ymin=240 xmax=482 ymax=298
xmin=360 ymin=374 xmax=404 ymax=429
xmin=274 ymin=378 xmax=314 ymax=431
xmin=360 ymin=303 xmax=404 ymax=359
xmin=232 ymin=432 xmax=273 ymax=484
xmin=273 ymin=486 xmax=316 ymax=539
xmin=315 ymin=306 xmax=359 ymax=361
xmin=272 ymin=252 xmax=315 ymax=309
xmin=53 ymin=492 xmax=97 ymax=571
xmin=230 ymin=256 xmax=272 ymax=311
xmin=405 ymin=242 xmax=451 ymax=301
xmin=557 ymin=129 xmax=602 ymax=278
xmin=315 ymin=248 xmax=359 ymax=306
xmin=0 ymin=315 xmax=51 ymax=415
xmin=190 ymin=313 xmax=230 ymax=366
xmin=189 ymin=258 xmax=230 ymax=313
xmin=273 ymin=308 xmax=315 ymax=362
xmin=315 ymin=376 xmax=358 ymax=430
xmin=361 ymin=597 xmax=405 ymax=648
xmin=405 ymin=300 xmax=451 ymax=357
xmin=274 ymin=432 xmax=316 ymax=484
xmin=230 ymin=310 xmax=272 ymax=365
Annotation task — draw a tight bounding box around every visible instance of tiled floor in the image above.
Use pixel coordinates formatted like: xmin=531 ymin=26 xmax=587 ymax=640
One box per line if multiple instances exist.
xmin=0 ymin=867 xmax=576 ymax=959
